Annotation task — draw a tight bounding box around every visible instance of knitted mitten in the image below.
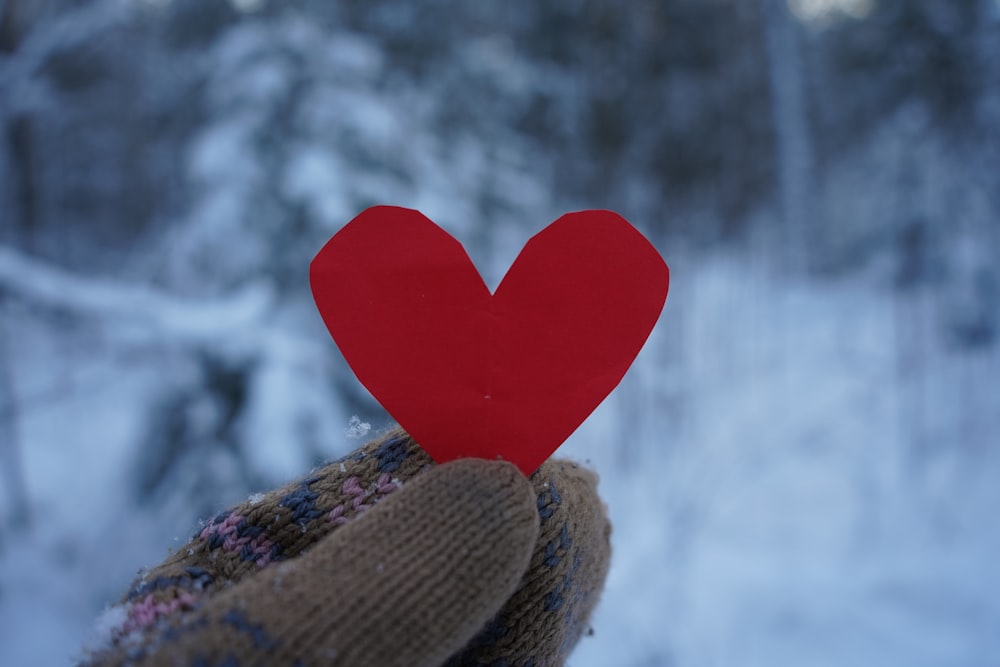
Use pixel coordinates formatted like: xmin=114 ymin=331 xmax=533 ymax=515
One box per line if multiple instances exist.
xmin=80 ymin=427 xmax=611 ymax=666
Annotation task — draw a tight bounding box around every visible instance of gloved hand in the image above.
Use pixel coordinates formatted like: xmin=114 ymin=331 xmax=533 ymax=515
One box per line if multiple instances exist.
xmin=80 ymin=427 xmax=611 ymax=666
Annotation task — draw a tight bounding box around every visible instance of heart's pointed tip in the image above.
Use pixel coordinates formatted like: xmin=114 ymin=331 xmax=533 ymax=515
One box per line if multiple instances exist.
xmin=427 ymin=452 xmax=540 ymax=478
xmin=413 ymin=433 xmax=546 ymax=478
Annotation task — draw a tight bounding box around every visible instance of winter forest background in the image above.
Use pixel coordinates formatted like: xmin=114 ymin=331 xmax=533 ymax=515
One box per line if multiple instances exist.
xmin=1 ymin=0 xmax=999 ymax=665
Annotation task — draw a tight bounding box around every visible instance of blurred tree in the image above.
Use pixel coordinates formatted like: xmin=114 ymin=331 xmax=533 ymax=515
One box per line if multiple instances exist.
xmin=763 ymin=0 xmax=817 ymax=272
xmin=1 ymin=0 xmax=997 ymax=519
xmin=0 ymin=0 xmax=56 ymax=254
xmin=811 ymin=0 xmax=988 ymax=157
xmin=327 ymin=0 xmax=780 ymax=244
xmin=0 ymin=0 xmax=202 ymax=269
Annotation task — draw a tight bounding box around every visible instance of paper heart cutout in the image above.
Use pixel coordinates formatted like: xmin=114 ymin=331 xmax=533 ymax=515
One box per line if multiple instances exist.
xmin=310 ymin=206 xmax=669 ymax=475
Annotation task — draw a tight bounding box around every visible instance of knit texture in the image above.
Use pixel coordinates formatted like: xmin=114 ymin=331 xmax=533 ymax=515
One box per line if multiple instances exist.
xmin=81 ymin=428 xmax=611 ymax=666
xmin=446 ymin=458 xmax=611 ymax=666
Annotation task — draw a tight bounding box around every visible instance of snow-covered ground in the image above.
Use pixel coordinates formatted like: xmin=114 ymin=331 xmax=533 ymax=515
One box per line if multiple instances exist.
xmin=1 ymin=243 xmax=997 ymax=666
xmin=566 ymin=252 xmax=1000 ymax=666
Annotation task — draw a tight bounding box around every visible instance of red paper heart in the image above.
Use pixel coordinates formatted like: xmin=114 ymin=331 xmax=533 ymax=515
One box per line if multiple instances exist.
xmin=310 ymin=206 xmax=669 ymax=475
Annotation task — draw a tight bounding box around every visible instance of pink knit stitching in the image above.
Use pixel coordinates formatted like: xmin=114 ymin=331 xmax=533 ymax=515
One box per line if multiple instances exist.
xmin=375 ymin=473 xmax=397 ymax=495
xmin=328 ymin=504 xmax=349 ymax=525
xmin=327 ymin=474 xmax=398 ymax=524
xmin=121 ymin=592 xmax=198 ymax=633
xmin=198 ymin=513 xmax=277 ymax=567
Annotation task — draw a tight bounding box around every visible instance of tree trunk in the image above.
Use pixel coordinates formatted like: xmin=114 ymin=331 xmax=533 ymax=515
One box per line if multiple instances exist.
xmin=762 ymin=0 xmax=817 ymax=273
xmin=0 ymin=0 xmax=45 ymax=251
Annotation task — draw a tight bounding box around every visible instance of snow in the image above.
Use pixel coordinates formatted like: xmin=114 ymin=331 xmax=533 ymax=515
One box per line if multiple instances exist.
xmin=345 ymin=416 xmax=372 ymax=439
xmin=1 ymin=5 xmax=998 ymax=666
xmin=79 ymin=605 xmax=129 ymax=657
xmin=3 ymin=245 xmax=997 ymax=666
xmin=0 ymin=246 xmax=273 ymax=344
xmin=560 ymin=253 xmax=1000 ymax=667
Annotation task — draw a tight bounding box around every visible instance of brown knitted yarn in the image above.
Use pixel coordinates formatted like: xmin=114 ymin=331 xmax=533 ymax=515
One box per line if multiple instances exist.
xmin=120 ymin=427 xmax=432 ymax=608
xmin=82 ymin=428 xmax=611 ymax=667
xmin=446 ymin=458 xmax=612 ymax=666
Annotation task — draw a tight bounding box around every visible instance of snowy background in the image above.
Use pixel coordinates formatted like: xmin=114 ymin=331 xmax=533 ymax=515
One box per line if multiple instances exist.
xmin=1 ymin=0 xmax=999 ymax=665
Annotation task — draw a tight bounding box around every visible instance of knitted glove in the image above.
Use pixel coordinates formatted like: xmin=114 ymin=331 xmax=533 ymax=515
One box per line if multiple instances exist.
xmin=80 ymin=427 xmax=611 ymax=666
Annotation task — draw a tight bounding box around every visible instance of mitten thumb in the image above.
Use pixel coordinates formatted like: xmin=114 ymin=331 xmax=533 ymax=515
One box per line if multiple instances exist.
xmin=92 ymin=459 xmax=539 ymax=667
